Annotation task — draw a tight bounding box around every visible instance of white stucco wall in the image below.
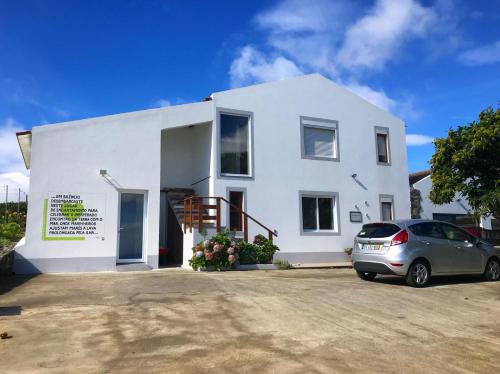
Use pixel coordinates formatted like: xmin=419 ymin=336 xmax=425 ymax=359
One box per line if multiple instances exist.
xmin=16 ymin=102 xmax=212 ymax=273
xmin=16 ymin=74 xmax=411 ymax=272
xmin=211 ymin=74 xmax=410 ymax=263
xmin=413 ymin=175 xmax=492 ymax=230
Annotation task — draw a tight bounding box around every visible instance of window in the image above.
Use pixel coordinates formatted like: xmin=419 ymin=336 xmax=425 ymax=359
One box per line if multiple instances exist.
xmin=220 ymin=112 xmax=251 ymax=176
xmin=433 ymin=213 xmax=476 ymax=227
xmin=379 ymin=195 xmax=394 ymax=221
xmin=409 ymin=222 xmax=445 ymax=239
xmin=375 ymin=127 xmax=390 ymax=165
xmin=228 ymin=191 xmax=244 ymax=231
xmin=357 ymin=223 xmax=401 ymax=238
xmin=300 ymin=192 xmax=339 ymax=234
xmin=439 ymin=223 xmax=474 ymax=242
xmin=301 ymin=117 xmax=339 ymax=161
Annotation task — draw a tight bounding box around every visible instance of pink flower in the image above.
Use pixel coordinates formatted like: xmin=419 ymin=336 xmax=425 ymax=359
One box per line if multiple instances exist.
xmin=203 ymin=240 xmax=211 ymax=248
xmin=228 ymin=254 xmax=236 ymax=264
xmin=205 ymin=252 xmax=214 ymax=261
xmin=213 ymin=244 xmax=222 ymax=252
xmin=227 ymin=247 xmax=235 ymax=255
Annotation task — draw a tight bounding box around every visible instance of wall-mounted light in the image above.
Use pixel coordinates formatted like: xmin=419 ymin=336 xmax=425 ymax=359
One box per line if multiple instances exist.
xmin=99 ymin=169 xmax=122 ymax=189
xmin=364 ymin=200 xmax=369 ymax=206
xmin=351 ymin=173 xmax=357 ymax=179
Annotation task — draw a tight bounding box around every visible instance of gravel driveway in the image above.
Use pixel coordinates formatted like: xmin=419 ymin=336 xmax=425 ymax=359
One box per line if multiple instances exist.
xmin=1 ymin=269 xmax=499 ymax=373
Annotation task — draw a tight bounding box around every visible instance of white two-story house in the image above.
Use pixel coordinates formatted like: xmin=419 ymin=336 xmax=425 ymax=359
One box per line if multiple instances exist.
xmin=15 ymin=74 xmax=410 ymax=273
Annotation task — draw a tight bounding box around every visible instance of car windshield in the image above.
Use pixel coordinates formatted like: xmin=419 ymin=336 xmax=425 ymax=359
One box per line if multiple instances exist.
xmin=357 ymin=223 xmax=401 ymax=238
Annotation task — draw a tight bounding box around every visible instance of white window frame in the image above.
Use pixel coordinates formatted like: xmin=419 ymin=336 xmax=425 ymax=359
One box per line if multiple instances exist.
xmin=379 ymin=194 xmax=395 ymax=221
xmin=300 ymin=116 xmax=339 ymax=161
xmin=299 ymin=191 xmax=341 ymax=236
xmin=217 ymin=108 xmax=254 ymax=179
xmin=374 ymin=126 xmax=391 ymax=166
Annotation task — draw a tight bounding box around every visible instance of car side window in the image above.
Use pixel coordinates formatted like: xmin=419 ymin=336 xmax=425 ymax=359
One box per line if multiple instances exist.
xmin=439 ymin=223 xmax=472 ymax=242
xmin=409 ymin=222 xmax=445 ymax=239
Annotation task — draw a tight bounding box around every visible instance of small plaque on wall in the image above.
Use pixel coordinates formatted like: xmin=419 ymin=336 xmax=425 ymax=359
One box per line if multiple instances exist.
xmin=350 ymin=211 xmax=363 ymax=223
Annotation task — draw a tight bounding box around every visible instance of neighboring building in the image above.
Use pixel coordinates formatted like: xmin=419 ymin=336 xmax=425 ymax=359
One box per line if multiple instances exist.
xmin=14 ymin=74 xmax=410 ymax=273
xmin=409 ymin=170 xmax=498 ymax=241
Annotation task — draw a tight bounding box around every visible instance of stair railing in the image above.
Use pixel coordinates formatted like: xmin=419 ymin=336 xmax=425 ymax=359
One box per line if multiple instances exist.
xmin=183 ymin=196 xmax=277 ymax=242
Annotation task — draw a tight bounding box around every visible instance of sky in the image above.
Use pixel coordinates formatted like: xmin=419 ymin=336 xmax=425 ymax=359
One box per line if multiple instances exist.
xmin=1 ymin=0 xmax=499 ymax=200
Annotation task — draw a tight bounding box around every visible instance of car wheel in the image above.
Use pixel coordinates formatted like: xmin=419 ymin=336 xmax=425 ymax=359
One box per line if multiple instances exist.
xmin=484 ymin=258 xmax=500 ymax=282
xmin=356 ymin=271 xmax=377 ymax=281
xmin=406 ymin=260 xmax=430 ymax=288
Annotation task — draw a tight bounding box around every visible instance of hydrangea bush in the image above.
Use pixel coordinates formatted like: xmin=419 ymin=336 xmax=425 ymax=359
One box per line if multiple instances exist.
xmin=188 ymin=231 xmax=280 ymax=271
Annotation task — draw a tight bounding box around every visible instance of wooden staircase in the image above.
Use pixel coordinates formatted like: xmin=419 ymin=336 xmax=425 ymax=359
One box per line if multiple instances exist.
xmin=183 ymin=196 xmax=277 ymax=242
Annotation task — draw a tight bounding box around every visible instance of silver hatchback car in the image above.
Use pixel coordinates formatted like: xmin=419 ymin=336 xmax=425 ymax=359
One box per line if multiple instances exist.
xmin=352 ymin=219 xmax=500 ymax=287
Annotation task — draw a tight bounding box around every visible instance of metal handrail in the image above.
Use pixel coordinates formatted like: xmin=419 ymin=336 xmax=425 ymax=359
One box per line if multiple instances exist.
xmin=183 ymin=195 xmax=277 ymax=241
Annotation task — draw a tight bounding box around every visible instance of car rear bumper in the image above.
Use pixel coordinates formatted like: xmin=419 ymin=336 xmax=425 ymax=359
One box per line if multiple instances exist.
xmin=351 ymin=251 xmax=409 ymax=276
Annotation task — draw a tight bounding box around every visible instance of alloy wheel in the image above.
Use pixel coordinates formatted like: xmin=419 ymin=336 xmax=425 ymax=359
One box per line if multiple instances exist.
xmin=412 ymin=263 xmax=428 ymax=285
xmin=487 ymin=260 xmax=500 ymax=281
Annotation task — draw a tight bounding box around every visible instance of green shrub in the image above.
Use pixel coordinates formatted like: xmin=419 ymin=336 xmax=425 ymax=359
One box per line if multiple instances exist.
xmin=237 ymin=241 xmax=258 ymax=265
xmin=273 ymin=259 xmax=291 ymax=270
xmin=253 ymin=234 xmax=279 ymax=264
xmin=0 ymin=222 xmax=23 ymax=241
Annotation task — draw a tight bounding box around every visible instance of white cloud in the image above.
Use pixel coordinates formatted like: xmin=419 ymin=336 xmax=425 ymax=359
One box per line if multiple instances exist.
xmin=344 ymin=82 xmax=396 ymax=112
xmin=406 ymin=134 xmax=434 ymax=146
xmin=0 ymin=118 xmax=30 ymax=197
xmin=0 ymin=173 xmax=30 ymax=201
xmin=337 ymin=0 xmax=437 ymax=71
xmin=229 ymin=46 xmax=303 ymax=88
xmin=227 ymin=0 xmax=460 ymax=118
xmin=458 ymin=40 xmax=500 ymax=66
xmin=154 ymin=99 xmax=171 ymax=108
xmin=0 ymin=118 xmax=28 ymax=174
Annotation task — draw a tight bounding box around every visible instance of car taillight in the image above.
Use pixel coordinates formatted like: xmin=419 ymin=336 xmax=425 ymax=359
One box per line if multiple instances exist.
xmin=391 ymin=230 xmax=408 ymax=246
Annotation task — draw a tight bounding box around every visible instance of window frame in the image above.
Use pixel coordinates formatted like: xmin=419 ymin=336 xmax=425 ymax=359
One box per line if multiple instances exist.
xmin=379 ymin=194 xmax=395 ymax=221
xmin=300 ymin=116 xmax=340 ymax=162
xmin=299 ymin=191 xmax=341 ymax=236
xmin=217 ymin=108 xmax=254 ymax=179
xmin=374 ymin=126 xmax=391 ymax=166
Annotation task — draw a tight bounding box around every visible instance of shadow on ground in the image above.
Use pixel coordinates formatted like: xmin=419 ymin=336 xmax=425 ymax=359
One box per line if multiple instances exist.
xmin=373 ymin=274 xmax=486 ymax=287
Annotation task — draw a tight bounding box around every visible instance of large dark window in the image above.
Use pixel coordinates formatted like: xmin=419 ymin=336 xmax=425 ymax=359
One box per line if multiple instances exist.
xmin=301 ymin=195 xmax=336 ymax=232
xmin=376 ymin=133 xmax=388 ymax=163
xmin=220 ymin=113 xmax=250 ymax=176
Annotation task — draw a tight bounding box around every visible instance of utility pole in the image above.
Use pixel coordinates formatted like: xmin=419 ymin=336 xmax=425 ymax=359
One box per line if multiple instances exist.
xmin=18 ymin=188 xmax=21 ymax=214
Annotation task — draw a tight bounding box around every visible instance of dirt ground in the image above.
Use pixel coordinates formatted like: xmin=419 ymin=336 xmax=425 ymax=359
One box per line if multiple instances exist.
xmin=1 ymin=268 xmax=500 ymax=373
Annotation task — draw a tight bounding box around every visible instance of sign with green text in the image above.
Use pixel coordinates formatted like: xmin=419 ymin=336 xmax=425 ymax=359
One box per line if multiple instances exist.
xmin=43 ymin=193 xmax=105 ymax=241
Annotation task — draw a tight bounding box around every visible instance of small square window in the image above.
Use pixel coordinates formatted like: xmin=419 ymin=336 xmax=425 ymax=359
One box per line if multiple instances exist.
xmin=300 ymin=192 xmax=339 ymax=235
xmin=301 ymin=117 xmax=339 ymax=161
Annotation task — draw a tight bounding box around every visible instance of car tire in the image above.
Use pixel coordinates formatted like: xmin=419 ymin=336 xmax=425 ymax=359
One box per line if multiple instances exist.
xmin=483 ymin=258 xmax=500 ymax=282
xmin=406 ymin=260 xmax=430 ymax=288
xmin=356 ymin=271 xmax=377 ymax=281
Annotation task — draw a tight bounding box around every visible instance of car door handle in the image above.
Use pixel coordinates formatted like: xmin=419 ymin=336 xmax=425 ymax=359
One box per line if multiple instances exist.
xmin=420 ymin=240 xmax=431 ymax=245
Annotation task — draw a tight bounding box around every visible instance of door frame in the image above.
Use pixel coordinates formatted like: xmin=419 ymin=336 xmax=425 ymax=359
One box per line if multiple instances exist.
xmin=116 ymin=189 xmax=148 ymax=264
xmin=226 ymin=187 xmax=247 ymax=233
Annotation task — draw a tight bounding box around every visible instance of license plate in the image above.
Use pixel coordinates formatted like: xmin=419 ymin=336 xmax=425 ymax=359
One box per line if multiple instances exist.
xmin=364 ymin=244 xmax=381 ymax=251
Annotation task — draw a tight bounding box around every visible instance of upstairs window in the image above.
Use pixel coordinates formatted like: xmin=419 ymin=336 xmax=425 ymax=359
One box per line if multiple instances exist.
xmin=375 ymin=127 xmax=390 ymax=165
xmin=301 ymin=117 xmax=339 ymax=161
xmin=220 ymin=112 xmax=251 ymax=176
